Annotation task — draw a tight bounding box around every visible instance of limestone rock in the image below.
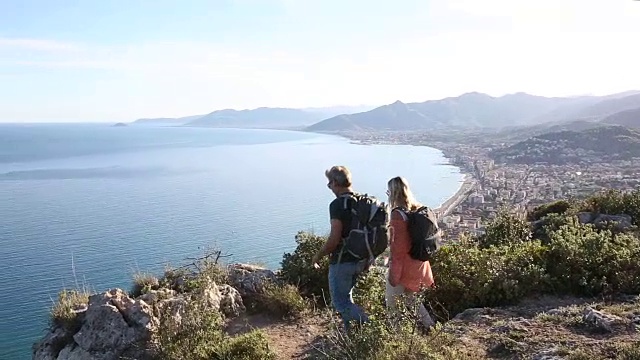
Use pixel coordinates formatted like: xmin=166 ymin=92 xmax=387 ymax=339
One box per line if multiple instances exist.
xmin=452 ymin=308 xmax=488 ymax=322
xmin=34 ymin=289 xmax=156 ymax=360
xmin=582 ymin=307 xmax=623 ymax=333
xmin=218 ymin=284 xmax=245 ymax=317
xmin=140 ymin=288 xmax=176 ymax=304
xmin=532 ymin=346 xmax=563 ymax=360
xmin=227 ymin=263 xmax=277 ymax=298
xmin=576 ymin=212 xmax=633 ymax=231
xmin=32 ymin=327 xmax=70 ymax=360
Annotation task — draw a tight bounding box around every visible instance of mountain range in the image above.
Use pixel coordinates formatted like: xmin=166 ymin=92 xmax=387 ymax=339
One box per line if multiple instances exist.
xmin=131 ymin=105 xmax=375 ymax=129
xmin=307 ymin=91 xmax=640 ymax=132
xmin=131 ymin=90 xmax=640 ymax=133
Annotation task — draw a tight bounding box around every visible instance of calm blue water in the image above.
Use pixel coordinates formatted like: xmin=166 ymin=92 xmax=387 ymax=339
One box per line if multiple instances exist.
xmin=0 ymin=123 xmax=464 ymax=359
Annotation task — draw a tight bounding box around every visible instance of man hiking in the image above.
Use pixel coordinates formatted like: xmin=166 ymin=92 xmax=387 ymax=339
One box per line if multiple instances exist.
xmin=312 ymin=165 xmax=370 ymax=331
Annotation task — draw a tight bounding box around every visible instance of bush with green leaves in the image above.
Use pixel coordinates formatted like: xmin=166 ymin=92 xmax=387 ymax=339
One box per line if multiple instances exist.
xmin=424 ymin=239 xmax=548 ymax=317
xmin=527 ymin=199 xmax=574 ymax=221
xmin=153 ymin=294 xmax=276 ymax=360
xmin=280 ymin=231 xmax=330 ymax=301
xmin=152 ymin=269 xmax=277 ymax=360
xmin=546 ymin=222 xmax=640 ymax=296
xmin=352 ymin=266 xmax=387 ymax=319
xmin=319 ymin=309 xmax=476 ymax=360
xmin=479 ymin=210 xmax=532 ymax=248
xmin=253 ymin=281 xmax=310 ymax=319
xmin=580 ymin=189 xmax=640 ymax=225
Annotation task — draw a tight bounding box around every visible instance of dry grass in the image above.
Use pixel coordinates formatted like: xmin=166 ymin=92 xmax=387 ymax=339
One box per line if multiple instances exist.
xmin=50 ymin=289 xmax=92 ymax=332
xmin=442 ymin=296 xmax=640 ymax=359
xmin=130 ymin=271 xmax=160 ymax=298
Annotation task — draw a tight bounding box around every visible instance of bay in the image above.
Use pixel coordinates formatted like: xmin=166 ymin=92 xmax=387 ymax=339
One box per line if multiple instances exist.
xmin=0 ymin=124 xmax=464 ymax=359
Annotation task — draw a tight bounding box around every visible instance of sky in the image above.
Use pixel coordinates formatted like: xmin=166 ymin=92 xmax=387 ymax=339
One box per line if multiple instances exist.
xmin=1 ymin=0 xmax=639 ymax=122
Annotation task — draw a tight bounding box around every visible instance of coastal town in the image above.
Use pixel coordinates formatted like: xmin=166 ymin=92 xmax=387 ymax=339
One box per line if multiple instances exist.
xmin=341 ymin=131 xmax=640 ymax=241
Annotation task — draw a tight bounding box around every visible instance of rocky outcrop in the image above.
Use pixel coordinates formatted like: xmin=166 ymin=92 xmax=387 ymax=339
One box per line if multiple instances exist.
xmin=442 ymin=297 xmax=640 ymax=359
xmin=576 ymin=212 xmax=633 ymax=231
xmin=582 ymin=307 xmax=624 ymax=333
xmin=227 ymin=263 xmax=277 ymax=298
xmin=34 ymin=268 xmax=254 ymax=360
xmin=33 ymin=289 xmax=157 ymax=360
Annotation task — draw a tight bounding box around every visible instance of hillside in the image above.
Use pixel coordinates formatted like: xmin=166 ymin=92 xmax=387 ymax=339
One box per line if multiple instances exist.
xmin=307 ymin=92 xmax=574 ymax=132
xmin=306 ymin=90 xmax=640 ymax=132
xmin=574 ymin=93 xmax=640 ymax=120
xmin=185 ymin=107 xmax=323 ymax=129
xmin=306 ymin=100 xmax=432 ymax=131
xmin=490 ymin=125 xmax=640 ymax=165
xmin=602 ymin=107 xmax=640 ymax=128
xmin=33 ymin=191 xmax=640 ymax=360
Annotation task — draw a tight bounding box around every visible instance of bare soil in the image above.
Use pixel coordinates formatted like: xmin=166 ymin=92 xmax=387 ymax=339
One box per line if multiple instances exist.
xmin=225 ymin=312 xmax=331 ymax=359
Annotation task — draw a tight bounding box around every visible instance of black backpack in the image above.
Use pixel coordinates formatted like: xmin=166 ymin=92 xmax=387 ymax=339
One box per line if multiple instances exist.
xmin=398 ymin=206 xmax=441 ymax=262
xmin=337 ymin=193 xmax=390 ymax=263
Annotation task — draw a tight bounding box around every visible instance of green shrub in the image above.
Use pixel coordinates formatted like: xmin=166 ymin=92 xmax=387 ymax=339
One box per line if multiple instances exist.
xmin=214 ymin=329 xmax=277 ymax=360
xmin=152 ymin=277 xmax=277 ymax=360
xmin=254 ymin=281 xmax=309 ymax=319
xmin=532 ymin=213 xmax=581 ymax=244
xmin=352 ymin=266 xmax=387 ymax=319
xmin=280 ymin=231 xmax=330 ymax=301
xmin=424 ymin=240 xmax=548 ymax=318
xmin=528 ymin=199 xmax=575 ymax=221
xmin=319 ymin=314 xmax=477 ymax=360
xmin=479 ymin=210 xmax=532 ymax=248
xmin=159 ymin=249 xmax=229 ymax=293
xmin=546 ymin=223 xmax=640 ymax=295
xmin=581 ymin=189 xmax=640 ymax=225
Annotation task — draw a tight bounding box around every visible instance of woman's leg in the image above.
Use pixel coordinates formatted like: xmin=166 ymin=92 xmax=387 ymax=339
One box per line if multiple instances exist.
xmin=384 ymin=271 xmax=405 ymax=311
xmin=404 ymin=292 xmax=435 ymax=329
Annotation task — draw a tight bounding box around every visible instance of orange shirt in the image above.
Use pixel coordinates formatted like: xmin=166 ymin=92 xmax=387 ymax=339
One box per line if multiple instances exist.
xmin=389 ymin=209 xmax=435 ymax=292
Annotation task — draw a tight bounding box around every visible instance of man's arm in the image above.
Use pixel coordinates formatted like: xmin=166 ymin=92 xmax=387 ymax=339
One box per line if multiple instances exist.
xmin=313 ymin=219 xmax=343 ymax=263
xmin=312 ymin=200 xmax=344 ymax=266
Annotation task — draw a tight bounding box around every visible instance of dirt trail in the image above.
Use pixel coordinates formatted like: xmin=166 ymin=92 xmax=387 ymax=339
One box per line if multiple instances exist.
xmin=225 ymin=313 xmax=330 ymax=359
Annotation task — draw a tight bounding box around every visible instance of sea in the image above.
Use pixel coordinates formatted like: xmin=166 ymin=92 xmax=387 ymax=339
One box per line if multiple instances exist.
xmin=0 ymin=123 xmax=464 ymax=359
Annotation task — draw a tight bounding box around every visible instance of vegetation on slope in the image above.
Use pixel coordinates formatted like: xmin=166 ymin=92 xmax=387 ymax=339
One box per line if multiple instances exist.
xmin=45 ymin=189 xmax=640 ymax=359
xmin=490 ymin=125 xmax=640 ymax=164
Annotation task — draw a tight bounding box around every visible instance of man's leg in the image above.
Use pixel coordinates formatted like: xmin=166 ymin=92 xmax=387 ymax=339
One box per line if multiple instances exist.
xmin=329 ymin=261 xmax=369 ymax=331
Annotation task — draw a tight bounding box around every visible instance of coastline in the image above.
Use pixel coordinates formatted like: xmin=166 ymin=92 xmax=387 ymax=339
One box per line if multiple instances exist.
xmin=310 ymin=129 xmax=475 ymax=218
xmin=433 ymin=174 xmax=474 ymax=218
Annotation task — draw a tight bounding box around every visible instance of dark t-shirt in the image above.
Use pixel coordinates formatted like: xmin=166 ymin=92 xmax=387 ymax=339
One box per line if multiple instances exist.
xmin=328 ymin=192 xmax=360 ymax=264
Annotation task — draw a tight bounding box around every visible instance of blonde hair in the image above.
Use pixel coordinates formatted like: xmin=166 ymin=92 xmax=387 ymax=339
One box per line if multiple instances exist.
xmin=325 ymin=165 xmax=352 ymax=187
xmin=387 ymin=176 xmax=421 ymax=211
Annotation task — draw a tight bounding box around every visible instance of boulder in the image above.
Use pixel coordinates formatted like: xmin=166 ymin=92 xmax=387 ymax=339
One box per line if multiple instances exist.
xmin=582 ymin=307 xmax=623 ymax=333
xmin=227 ymin=263 xmax=277 ymax=298
xmin=34 ymin=289 xmax=156 ymax=360
xmin=218 ymin=284 xmax=245 ymax=317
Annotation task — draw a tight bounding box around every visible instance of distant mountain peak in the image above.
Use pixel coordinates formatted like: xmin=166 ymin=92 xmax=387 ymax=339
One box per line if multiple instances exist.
xmin=386 ymin=100 xmax=407 ymax=109
xmin=458 ymin=91 xmax=493 ymax=99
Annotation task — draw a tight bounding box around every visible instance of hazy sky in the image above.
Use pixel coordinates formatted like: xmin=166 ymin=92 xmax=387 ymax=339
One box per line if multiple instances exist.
xmin=1 ymin=0 xmax=639 ymax=122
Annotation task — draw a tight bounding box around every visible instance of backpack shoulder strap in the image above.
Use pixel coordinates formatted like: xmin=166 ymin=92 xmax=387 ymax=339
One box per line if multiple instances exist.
xmin=391 ymin=206 xmax=409 ymax=221
xmin=338 ymin=192 xmax=356 ymax=210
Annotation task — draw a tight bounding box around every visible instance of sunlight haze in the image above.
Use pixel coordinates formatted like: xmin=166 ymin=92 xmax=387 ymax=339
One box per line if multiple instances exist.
xmin=1 ymin=0 xmax=639 ymax=122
